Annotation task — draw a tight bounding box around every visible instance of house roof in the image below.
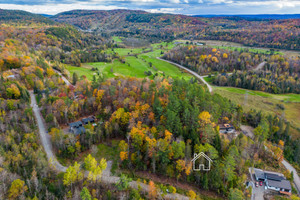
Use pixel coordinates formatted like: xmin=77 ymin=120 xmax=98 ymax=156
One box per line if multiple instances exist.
xmin=265 ymin=173 xmax=285 ymax=181
xmin=73 ymin=126 xmax=86 ymax=135
xmin=219 ymin=123 xmax=234 ymax=129
xmin=254 ymin=168 xmax=265 ymax=180
xmin=82 ymin=117 xmax=94 ymax=124
xmin=69 ymin=121 xmax=83 ymax=127
xmin=267 ymin=179 xmax=291 ymax=190
xmin=191 ymin=152 xmax=212 ymax=162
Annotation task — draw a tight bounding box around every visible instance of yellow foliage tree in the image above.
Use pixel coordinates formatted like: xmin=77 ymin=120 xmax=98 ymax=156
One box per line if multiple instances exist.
xmin=187 ymin=190 xmax=197 ymax=200
xmin=8 ymin=179 xmax=28 ymax=200
xmin=223 ymin=53 xmax=228 ymax=59
xmin=198 ymin=111 xmax=211 ymax=127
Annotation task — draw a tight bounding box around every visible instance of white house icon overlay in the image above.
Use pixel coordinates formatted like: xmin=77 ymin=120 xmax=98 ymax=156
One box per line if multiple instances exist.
xmin=191 ymin=152 xmax=212 ymax=171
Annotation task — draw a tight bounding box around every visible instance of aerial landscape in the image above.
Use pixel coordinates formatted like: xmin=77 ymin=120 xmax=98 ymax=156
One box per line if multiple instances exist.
xmin=0 ymin=0 xmax=299 ymax=199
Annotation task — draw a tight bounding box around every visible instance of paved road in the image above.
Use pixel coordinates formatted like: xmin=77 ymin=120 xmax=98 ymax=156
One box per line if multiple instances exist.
xmin=248 ymin=168 xmax=265 ymax=200
xmin=282 ymin=159 xmax=300 ymax=195
xmin=30 ymin=81 xmax=189 ymax=199
xmin=157 ymin=57 xmax=213 ymax=93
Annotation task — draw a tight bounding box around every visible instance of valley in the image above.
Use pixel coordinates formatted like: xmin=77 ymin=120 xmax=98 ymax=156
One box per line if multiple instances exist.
xmin=0 ymin=8 xmax=299 ymax=200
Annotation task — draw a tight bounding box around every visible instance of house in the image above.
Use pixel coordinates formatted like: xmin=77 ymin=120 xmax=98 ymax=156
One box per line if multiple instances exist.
xmin=266 ymin=179 xmax=292 ymax=195
xmin=69 ymin=121 xmax=86 ymax=135
xmin=191 ymin=152 xmax=212 ymax=171
xmin=254 ymin=168 xmax=265 ymax=181
xmin=82 ymin=116 xmax=95 ymax=125
xmin=265 ymin=172 xmax=285 ymax=181
xmin=252 ymin=168 xmax=291 ymax=196
xmin=219 ymin=123 xmax=235 ymax=134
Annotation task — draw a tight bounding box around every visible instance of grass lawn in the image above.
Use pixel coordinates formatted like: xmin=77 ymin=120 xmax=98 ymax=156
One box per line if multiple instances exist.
xmin=66 ymin=41 xmax=192 ymax=81
xmin=212 ymin=45 xmax=283 ymax=55
xmin=203 ymin=76 xmax=214 ymax=84
xmin=112 ymin=36 xmax=123 ymax=43
xmin=65 ymin=65 xmax=96 ymax=80
xmin=213 ymin=86 xmax=300 ymax=137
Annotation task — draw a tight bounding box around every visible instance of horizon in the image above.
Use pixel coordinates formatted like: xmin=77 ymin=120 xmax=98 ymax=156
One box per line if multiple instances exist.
xmin=1 ymin=0 xmax=300 ymax=15
xmin=1 ymin=8 xmax=300 ymax=17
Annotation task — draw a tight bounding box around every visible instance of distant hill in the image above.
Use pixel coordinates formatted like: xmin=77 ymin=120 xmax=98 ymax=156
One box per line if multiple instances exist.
xmin=51 ymin=9 xmax=207 ymax=31
xmin=194 ymin=14 xmax=300 ymax=20
xmin=0 ymin=9 xmax=55 ymax=24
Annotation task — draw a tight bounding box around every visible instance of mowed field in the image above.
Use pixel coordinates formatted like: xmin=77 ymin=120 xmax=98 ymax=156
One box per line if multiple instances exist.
xmin=65 ymin=40 xmax=192 ymax=80
xmin=195 ymin=39 xmax=300 ymax=57
xmin=213 ymin=86 xmax=300 ymax=138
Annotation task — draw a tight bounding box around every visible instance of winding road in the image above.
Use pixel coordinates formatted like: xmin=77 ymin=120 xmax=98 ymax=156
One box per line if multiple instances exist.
xmin=157 ymin=57 xmax=213 ymax=93
xmin=30 ymin=74 xmax=189 ymax=199
xmin=282 ymin=159 xmax=300 ymax=195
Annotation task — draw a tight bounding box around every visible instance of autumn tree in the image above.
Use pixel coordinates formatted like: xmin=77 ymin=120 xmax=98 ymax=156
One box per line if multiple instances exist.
xmin=80 ymin=187 xmax=92 ymax=200
xmin=148 ymin=181 xmax=157 ymax=199
xmin=8 ymin=179 xmax=28 ymax=200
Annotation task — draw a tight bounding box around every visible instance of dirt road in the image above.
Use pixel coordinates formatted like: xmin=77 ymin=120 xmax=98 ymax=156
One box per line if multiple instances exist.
xmin=254 ymin=61 xmax=266 ymax=71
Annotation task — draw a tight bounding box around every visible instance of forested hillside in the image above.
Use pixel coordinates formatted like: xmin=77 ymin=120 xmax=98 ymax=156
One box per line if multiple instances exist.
xmin=164 ymin=45 xmax=300 ymax=94
xmin=52 ymin=10 xmax=300 ymax=50
xmin=0 ymin=9 xmax=55 ymax=25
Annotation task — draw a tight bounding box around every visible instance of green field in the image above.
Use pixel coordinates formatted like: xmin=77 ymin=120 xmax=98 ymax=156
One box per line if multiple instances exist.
xmin=112 ymin=36 xmax=123 ymax=43
xmin=213 ymin=86 xmax=300 ymax=103
xmin=213 ymin=86 xmax=300 ymax=135
xmin=212 ymin=45 xmax=283 ymax=55
xmin=66 ymin=41 xmax=192 ymax=80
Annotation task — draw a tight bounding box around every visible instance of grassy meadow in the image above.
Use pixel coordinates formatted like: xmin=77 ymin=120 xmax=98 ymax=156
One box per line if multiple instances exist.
xmin=65 ymin=40 xmax=192 ymax=80
xmin=213 ymin=86 xmax=300 ymax=137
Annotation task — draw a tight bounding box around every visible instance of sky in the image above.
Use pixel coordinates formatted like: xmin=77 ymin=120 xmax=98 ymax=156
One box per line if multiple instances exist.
xmin=0 ymin=0 xmax=300 ymax=15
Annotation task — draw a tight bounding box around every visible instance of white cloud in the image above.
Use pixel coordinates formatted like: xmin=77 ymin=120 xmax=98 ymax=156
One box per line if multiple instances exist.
xmin=146 ymin=7 xmax=183 ymax=13
xmin=0 ymin=3 xmax=126 ymax=15
xmin=0 ymin=0 xmax=300 ymax=15
xmin=233 ymin=0 xmax=300 ymax=8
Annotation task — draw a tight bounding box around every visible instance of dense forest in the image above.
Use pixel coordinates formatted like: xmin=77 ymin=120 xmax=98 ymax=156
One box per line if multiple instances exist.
xmin=164 ymin=46 xmax=300 ymax=94
xmin=37 ymin=72 xmax=299 ymax=198
xmin=52 ymin=10 xmax=300 ymax=50
xmin=0 ymin=18 xmax=115 ymax=67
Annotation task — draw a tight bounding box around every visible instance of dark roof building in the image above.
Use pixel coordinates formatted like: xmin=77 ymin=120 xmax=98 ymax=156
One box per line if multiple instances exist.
xmin=69 ymin=121 xmax=85 ymax=135
xmin=69 ymin=121 xmax=83 ymax=128
xmin=82 ymin=116 xmax=95 ymax=125
xmin=267 ymin=180 xmax=291 ymax=191
xmin=252 ymin=168 xmax=292 ymax=195
xmin=72 ymin=126 xmax=86 ymax=136
xmin=254 ymin=168 xmax=265 ymax=181
xmin=265 ymin=173 xmax=285 ymax=181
